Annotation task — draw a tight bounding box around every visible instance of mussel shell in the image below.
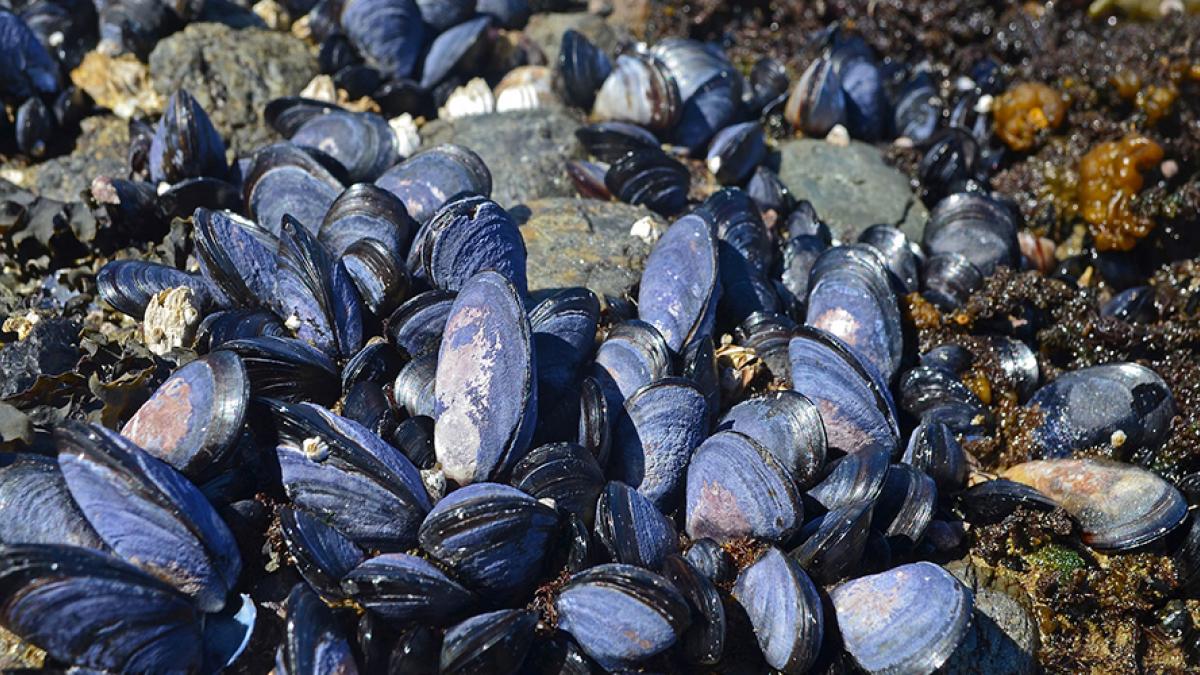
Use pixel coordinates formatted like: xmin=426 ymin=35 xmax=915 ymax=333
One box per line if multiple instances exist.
xmin=291 ymin=110 xmax=400 ymax=184
xmin=555 ymin=563 xmax=691 ymax=671
xmin=391 ymin=415 xmax=437 ymax=470
xmin=342 ymin=236 xmax=411 ymax=318
xmin=192 ymin=207 xmax=280 ymax=310
xmin=418 ymin=482 xmax=557 ymax=602
xmin=746 ymin=165 xmax=794 ymax=218
xmin=1025 ymin=362 xmax=1175 ymax=463
xmin=790 ymin=499 xmax=873 ymax=584
xmin=578 ymin=376 xmax=611 ymax=470
xmin=901 ymin=420 xmax=967 ymax=493
xmin=922 ymin=252 xmax=983 ymax=311
xmin=748 ymin=56 xmax=789 ymax=110
xmin=1004 ymin=458 xmax=1187 ymax=550
xmin=777 ymin=234 xmax=828 ymax=312
xmin=717 ymin=390 xmax=827 ymax=488
xmin=342 ymin=340 xmax=406 ymax=392
xmin=441 ymin=609 xmax=537 ymax=675
xmin=510 ymin=442 xmax=604 ymax=526
xmin=893 ymin=72 xmax=941 ymax=143
xmin=0 ymin=454 xmax=103 ymax=549
xmin=784 ymin=56 xmax=845 ymax=137
xmin=121 ymin=351 xmax=249 ymax=479
xmin=575 ymin=121 xmax=659 ymax=164
xmin=1102 ymin=285 xmax=1158 ymax=324
xmin=682 ymin=335 xmax=720 ymax=424
xmin=387 ymin=288 xmax=457 ymax=358
xmin=340 ymin=0 xmax=428 ymax=81
xmin=531 ymin=287 xmax=601 ymax=438
xmin=956 ymin=477 xmax=1059 ymax=524
xmin=604 ymin=147 xmax=689 ymax=215
xmin=704 ymin=187 xmax=772 ymax=275
xmin=565 ymin=159 xmax=612 ymax=199
xmin=836 ymin=54 xmax=888 ymax=141
xmin=706 ymin=121 xmax=766 ymax=186
xmin=415 ymin=0 xmax=475 ymax=31
xmin=638 ymin=212 xmax=720 ymax=353
xmin=732 ymin=547 xmax=823 ymax=674
xmin=806 ymin=446 xmax=890 ymax=511
xmin=663 ymin=554 xmax=725 ymax=666
xmin=477 ymin=0 xmax=529 ymax=28
xmin=832 ymin=562 xmax=973 ymax=674
xmin=195 ymin=310 xmax=288 ymax=351
xmin=376 ymin=143 xmax=492 ymax=224
xmin=215 ymin=336 xmax=340 ymax=406
xmin=56 ymin=422 xmax=241 ymax=612
xmin=557 ymin=29 xmax=612 ymax=110
xmin=266 ymin=399 xmax=432 ymax=551
xmin=898 ymin=365 xmax=983 ymax=418
xmin=589 ymin=319 xmax=672 ymax=417
xmin=423 ymin=194 xmax=528 ymax=295
xmin=243 ymin=142 xmax=344 ymax=235
xmin=420 ymin=15 xmax=491 ymax=90
xmin=434 ymin=270 xmax=536 ymax=485
xmin=736 ymin=311 xmax=796 ymax=384
xmin=649 ymin=37 xmax=738 ymax=105
xmin=858 ymin=224 xmax=920 ymax=294
xmin=14 ymin=95 xmax=55 ymax=158
xmin=592 ymin=53 xmax=681 ymax=132
xmin=0 ymin=10 xmax=61 ymax=100
xmin=278 ymin=506 xmax=364 ymax=601
xmin=276 ymin=582 xmax=357 ymax=675
xmin=149 ymin=89 xmax=228 ymax=185
xmin=342 ymin=552 xmax=478 ymax=625
xmin=685 ymin=430 xmax=803 ymax=543
xmin=0 ymin=544 xmax=202 ymax=673
xmin=873 ymin=464 xmax=937 ymax=550
xmin=923 ymin=192 xmax=1019 ymax=277
xmin=264 ymin=96 xmax=341 ymax=138
xmin=394 ymin=350 xmax=439 ymax=417
xmin=684 ymin=538 xmax=735 ymax=585
xmin=671 ymin=73 xmax=741 ymax=154
xmin=594 ymin=480 xmax=678 ymax=569
xmin=611 ymin=378 xmax=709 ymax=509
xmin=97 ymin=259 xmax=220 ymax=319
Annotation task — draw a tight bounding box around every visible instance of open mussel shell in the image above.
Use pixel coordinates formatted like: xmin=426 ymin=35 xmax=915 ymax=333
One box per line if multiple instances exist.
xmin=376 ymin=143 xmax=492 ymax=224
xmin=638 ymin=212 xmax=720 ymax=353
xmin=604 ymin=147 xmax=690 ymax=215
xmin=790 ymin=499 xmax=873 ymax=584
xmin=278 ymin=506 xmax=364 ymax=602
xmin=706 ymin=121 xmax=766 ymax=186
xmin=612 ymin=378 xmax=709 ymax=509
xmin=732 ymin=547 xmax=823 ymax=674
xmin=243 ymin=142 xmax=344 ymax=235
xmin=718 ymin=390 xmax=827 ymax=489
xmin=1025 ymin=362 xmax=1174 ymax=463
xmin=662 ymin=554 xmax=725 ymax=666
xmin=789 ymin=327 xmax=901 ymax=457
xmin=0 ymin=454 xmax=103 ymax=549
xmin=434 ymin=270 xmax=536 ymax=485
xmin=423 ymin=194 xmax=528 ymax=295
xmin=592 ymin=53 xmax=681 ymax=132
xmin=832 ymin=562 xmax=974 ymax=675
xmin=785 ymin=55 xmax=845 ymax=137
xmin=558 ymin=29 xmax=613 ymax=110
xmin=276 ymin=582 xmax=357 ymax=675
xmin=575 ymin=121 xmax=659 ymax=164
xmin=274 ymin=215 xmax=365 ymax=360
xmin=97 ymin=259 xmax=221 ymax=319
xmin=441 ymin=608 xmax=537 ymax=675
xmin=387 ymin=288 xmax=457 ymax=358
xmin=56 ymin=422 xmax=241 ymax=612
xmin=215 ymin=336 xmax=340 ymax=406
xmin=511 ymin=442 xmax=603 ymax=526
xmin=594 ymin=480 xmax=678 ymax=569
xmin=420 ymin=15 xmax=492 ymax=89
xmin=265 ymin=399 xmax=432 ymax=551
xmin=873 ymin=464 xmax=937 ymax=551
xmin=150 ymin=89 xmax=228 ymax=185
xmin=121 ymin=351 xmax=249 ymax=480
xmin=923 ymin=192 xmax=1019 ymax=277
xmin=339 ymin=0 xmax=427 ymax=81
xmin=0 ymin=544 xmax=203 ymax=673
xmin=196 ymin=310 xmax=288 ymax=351
xmin=342 ymin=552 xmax=478 ymax=625
xmin=555 ymin=563 xmax=691 ymax=671
xmin=418 ymin=482 xmax=557 ymax=602
xmin=902 ymin=420 xmax=967 ymax=493
xmin=805 ymin=244 xmax=904 ymax=382
xmin=1004 ymin=458 xmax=1187 ymax=551
xmin=289 ymin=109 xmax=400 ymax=184
xmin=685 ymin=430 xmax=803 ymax=543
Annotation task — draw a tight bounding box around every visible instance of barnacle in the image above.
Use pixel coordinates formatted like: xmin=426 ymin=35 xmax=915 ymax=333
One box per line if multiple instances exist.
xmin=1078 ymin=134 xmax=1164 ymax=251
xmin=993 ymin=82 xmax=1069 ymax=151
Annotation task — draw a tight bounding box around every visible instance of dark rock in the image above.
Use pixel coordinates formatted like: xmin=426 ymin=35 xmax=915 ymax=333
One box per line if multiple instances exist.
xmin=28 ymin=116 xmax=130 ymax=202
xmin=0 ymin=180 xmax=97 ymax=265
xmin=525 ymin=12 xmax=624 ymax=64
xmin=943 ymin=559 xmax=1038 ymax=675
xmin=776 ymin=138 xmax=928 ymax=242
xmin=420 ymin=108 xmax=586 ymax=208
xmin=0 ymin=318 xmax=80 ymax=399
xmin=149 ymin=23 xmax=318 ymax=156
xmin=517 ymin=197 xmax=660 ymax=300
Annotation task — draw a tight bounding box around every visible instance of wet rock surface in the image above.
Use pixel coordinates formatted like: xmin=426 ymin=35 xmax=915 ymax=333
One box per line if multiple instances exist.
xmin=525 ymin=11 xmax=625 ymax=62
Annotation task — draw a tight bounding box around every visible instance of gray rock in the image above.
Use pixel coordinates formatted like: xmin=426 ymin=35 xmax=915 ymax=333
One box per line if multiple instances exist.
xmin=148 ymin=23 xmax=317 ymax=156
xmin=421 ymin=108 xmax=585 ymax=209
xmin=524 ymin=11 xmax=624 ymax=63
xmin=943 ymin=559 xmax=1039 ymax=675
xmin=776 ymin=138 xmax=928 ymax=242
xmin=27 ymin=116 xmax=129 ymax=202
xmin=517 ymin=197 xmax=660 ymax=300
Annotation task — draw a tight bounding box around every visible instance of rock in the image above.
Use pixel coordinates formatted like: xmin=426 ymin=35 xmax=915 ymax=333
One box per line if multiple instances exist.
xmin=776 ymin=138 xmax=928 ymax=242
xmin=148 ymin=23 xmax=317 ymax=156
xmin=0 ymin=317 xmax=80 ymax=399
xmin=70 ymin=52 xmax=164 ymax=121
xmin=517 ymin=197 xmax=661 ymax=300
xmin=589 ymin=0 xmax=652 ymax=37
xmin=27 ymin=116 xmax=130 ymax=202
xmin=0 ymin=401 xmax=32 ymax=446
xmin=943 ymin=559 xmax=1039 ymax=675
xmin=524 ymin=12 xmax=624 ymax=64
xmin=420 ymin=108 xmax=585 ymax=208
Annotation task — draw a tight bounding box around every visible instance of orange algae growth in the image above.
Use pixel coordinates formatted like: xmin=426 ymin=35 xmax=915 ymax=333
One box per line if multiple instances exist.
xmin=1078 ymin=134 xmax=1164 ymax=251
xmin=993 ymin=82 xmax=1068 ymax=151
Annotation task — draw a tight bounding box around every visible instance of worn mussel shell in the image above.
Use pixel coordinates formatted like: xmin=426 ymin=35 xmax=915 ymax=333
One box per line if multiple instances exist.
xmin=434 ymin=270 xmax=536 ymax=485
xmin=97 ymin=259 xmax=220 ymax=320
xmin=0 ymin=544 xmax=202 ymax=673
xmin=243 ymin=142 xmax=344 ymax=235
xmin=832 ymin=562 xmax=974 ymax=675
xmin=511 ymin=442 xmax=603 ymax=526
xmin=0 ymin=454 xmax=103 ymax=549
xmin=266 ymin=399 xmax=432 ymax=551
xmin=342 ymin=552 xmax=477 ymax=625
xmin=873 ymin=464 xmax=937 ymax=551
xmin=441 ymin=608 xmax=538 ymax=675
xmin=289 ymin=110 xmax=400 ymax=184
xmin=685 ymin=430 xmax=803 ymax=543
xmin=555 ymin=563 xmax=691 ymax=671
xmin=150 ymin=89 xmax=228 ymax=185
xmin=276 ymin=582 xmax=357 ymax=675
xmin=1025 ymin=362 xmax=1175 ymax=463
xmin=340 ymin=0 xmax=427 ymax=81
xmin=56 ymin=422 xmax=242 ymax=612
xmin=706 ymin=121 xmax=766 ymax=185
xmin=611 ymin=378 xmax=709 ymax=509
xmin=216 ymin=336 xmax=340 ymax=406
xmin=592 ymin=53 xmax=681 ymax=132
xmin=376 ymin=143 xmax=492 ymax=224
xmin=717 ymin=390 xmax=827 ymax=488
xmin=784 ymin=55 xmax=845 ymax=137
xmin=422 ymin=194 xmax=528 ymax=295
xmin=604 ymin=147 xmax=689 ymax=215
xmin=594 ymin=480 xmax=678 ymax=569
xmin=732 ymin=547 xmax=823 ymax=674
xmin=278 ymin=506 xmax=364 ymax=602
xmin=923 ymin=191 xmax=1019 ymax=277
xmin=418 ymin=482 xmax=557 ymax=602
xmin=638 ymin=212 xmax=720 ymax=353
xmin=557 ymin=29 xmax=612 ymax=110
xmin=1004 ymin=458 xmax=1187 ymax=550
xmin=121 ymin=351 xmax=249 ymax=480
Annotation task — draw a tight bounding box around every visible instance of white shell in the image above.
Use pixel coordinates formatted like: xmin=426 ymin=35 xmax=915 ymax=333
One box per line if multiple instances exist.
xmin=439 ymin=78 xmax=495 ymax=120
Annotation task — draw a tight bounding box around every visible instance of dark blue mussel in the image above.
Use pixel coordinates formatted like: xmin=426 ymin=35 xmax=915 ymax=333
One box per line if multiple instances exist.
xmin=434 ymin=270 xmax=536 ymax=485
xmin=321 ymin=184 xmax=415 ymax=317
xmin=243 ymin=142 xmax=345 ymax=235
xmin=0 ymin=544 xmax=204 ymax=673
xmin=575 ymin=121 xmax=659 ymax=164
xmin=215 ymin=336 xmax=340 ymax=405
xmin=276 ymin=582 xmax=358 ymax=675
xmin=395 ymin=351 xmax=439 ymax=417
xmin=806 ymin=445 xmax=890 ymax=511
xmin=530 ymin=287 xmax=600 ymax=441
xmin=611 ymin=378 xmax=708 ymax=509
xmin=555 ymin=563 xmax=691 ymax=671
xmin=604 ymin=147 xmax=689 ymax=215
xmin=650 ymin=37 xmax=741 ymax=152
xmin=56 ymin=422 xmax=242 ymax=612
xmin=441 ymin=608 xmax=538 ymax=675
xmin=705 ymin=189 xmax=778 ymax=328
xmin=557 ymin=29 xmax=612 ymax=110
xmin=594 ymin=480 xmax=678 ymax=569
xmin=590 ymin=319 xmax=672 ymax=415
xmin=477 ymin=0 xmax=529 ymax=28
xmin=420 ymin=15 xmax=492 ymax=90
xmin=510 ymin=442 xmax=604 ymax=526
xmin=97 ymin=259 xmax=221 ymax=319
xmin=287 ymin=108 xmax=400 ymax=184
xmin=266 ymin=399 xmax=432 ymax=551
xmin=342 ymin=552 xmax=477 ymax=625
xmin=706 ymin=121 xmax=766 ymax=185
xmin=638 ymin=212 xmax=720 ymax=353
xmin=387 ymin=288 xmax=457 ymax=358
xmin=684 ymin=538 xmax=735 ymax=584
xmin=685 ymin=430 xmax=802 ymax=543
xmin=717 ymin=390 xmax=827 ymax=488
xmin=340 ymin=0 xmax=427 ymax=81
xmin=0 ymin=454 xmax=103 ymax=549
xmin=278 ymin=506 xmax=364 ymax=602
xmin=196 ymin=310 xmax=289 ymax=351
xmin=421 ymin=194 xmax=528 ymax=295
xmin=923 ymin=191 xmax=1020 ymax=277
xmin=376 ymin=143 xmax=492 ymax=224
xmin=274 ymin=215 xmax=365 ymax=360
xmin=733 ymin=547 xmax=823 ymax=674
xmin=416 ymin=0 xmax=476 ymax=31
xmin=150 ymin=89 xmax=229 ymax=185
xmin=785 ymin=55 xmax=845 ymax=137
xmin=418 ymin=482 xmax=557 ymax=602
xmin=662 ymin=554 xmax=725 ymax=666
xmin=15 ymin=96 xmax=56 ymax=158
